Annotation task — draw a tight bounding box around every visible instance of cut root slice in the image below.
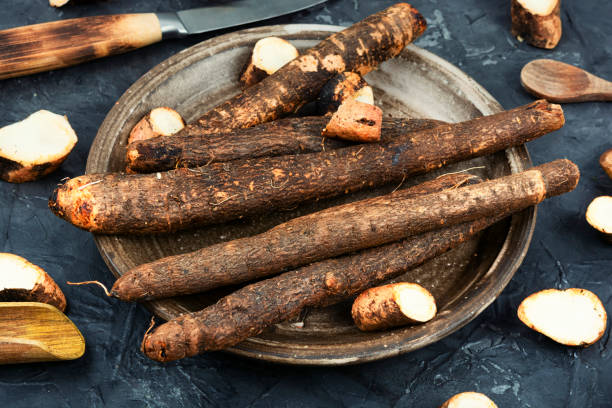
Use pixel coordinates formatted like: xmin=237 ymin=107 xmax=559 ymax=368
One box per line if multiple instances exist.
xmin=0 ymin=110 xmax=77 ymax=183
xmin=518 ymin=288 xmax=607 ymax=346
xmin=322 ymin=98 xmax=382 ymax=142
xmin=586 ymin=196 xmax=612 ymax=241
xmin=440 ymin=392 xmax=498 ymax=408
xmin=351 ymin=282 xmax=436 ymax=331
xmin=49 ymin=0 xmax=70 ymax=6
xmin=600 ymin=149 xmax=612 ymax=180
xmin=511 ymin=0 xmax=561 ymax=49
xmin=127 ymin=107 xmax=185 ymax=144
xmin=0 ymin=253 xmax=67 ymax=312
xmin=239 ymin=37 xmax=299 ymax=88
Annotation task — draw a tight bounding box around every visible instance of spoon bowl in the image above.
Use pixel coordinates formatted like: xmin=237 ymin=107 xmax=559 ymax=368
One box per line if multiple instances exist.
xmin=521 ymin=59 xmax=612 ymax=102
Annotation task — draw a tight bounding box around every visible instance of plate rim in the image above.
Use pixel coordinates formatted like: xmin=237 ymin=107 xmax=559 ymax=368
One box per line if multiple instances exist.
xmin=88 ymin=24 xmax=536 ymax=365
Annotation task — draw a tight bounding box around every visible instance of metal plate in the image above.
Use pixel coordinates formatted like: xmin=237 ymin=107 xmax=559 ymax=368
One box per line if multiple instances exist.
xmin=87 ymin=25 xmax=535 ymax=365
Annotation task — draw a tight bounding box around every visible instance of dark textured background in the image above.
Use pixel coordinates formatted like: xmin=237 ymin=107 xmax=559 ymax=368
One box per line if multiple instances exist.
xmin=1 ymin=1 xmax=611 ymax=406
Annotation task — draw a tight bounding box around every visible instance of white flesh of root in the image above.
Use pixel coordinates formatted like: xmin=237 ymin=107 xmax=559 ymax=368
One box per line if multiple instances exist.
xmin=441 ymin=392 xmax=498 ymax=408
xmin=586 ymin=196 xmax=612 ymax=235
xmin=517 ymin=0 xmax=558 ymax=15
xmin=518 ymin=288 xmax=607 ymax=346
xmin=149 ymin=107 xmax=185 ymax=136
xmin=128 ymin=107 xmax=185 ymax=144
xmin=49 ymin=0 xmax=70 ymax=6
xmin=0 ymin=253 xmax=41 ymax=292
xmin=352 ymin=85 xmax=375 ymax=105
xmin=252 ymin=37 xmax=299 ymax=75
xmin=394 ymin=283 xmax=437 ymax=322
xmin=0 ymin=110 xmax=77 ymax=168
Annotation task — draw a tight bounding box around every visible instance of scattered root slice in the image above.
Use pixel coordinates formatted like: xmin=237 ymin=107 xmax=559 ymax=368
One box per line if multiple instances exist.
xmin=600 ymin=149 xmax=612 ymax=180
xmin=322 ymin=98 xmax=382 ymax=142
xmin=511 ymin=0 xmax=561 ymax=49
xmin=586 ymin=196 xmax=612 ymax=242
xmin=0 ymin=110 xmax=77 ymax=183
xmin=518 ymin=288 xmax=607 ymax=346
xmin=239 ymin=37 xmax=299 ymax=88
xmin=49 ymin=0 xmax=70 ymax=6
xmin=351 ymin=282 xmax=436 ymax=331
xmin=127 ymin=107 xmax=185 ymax=144
xmin=316 ymin=72 xmax=374 ymax=114
xmin=440 ymin=392 xmax=498 ymax=408
xmin=0 ymin=253 xmax=67 ymax=312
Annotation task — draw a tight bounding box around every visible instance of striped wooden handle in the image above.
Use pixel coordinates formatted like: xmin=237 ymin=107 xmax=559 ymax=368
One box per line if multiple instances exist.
xmin=0 ymin=14 xmax=162 ymax=80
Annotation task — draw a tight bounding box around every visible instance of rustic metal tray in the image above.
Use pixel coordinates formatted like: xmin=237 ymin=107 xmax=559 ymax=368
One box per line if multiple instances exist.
xmin=87 ymin=25 xmax=535 ymax=365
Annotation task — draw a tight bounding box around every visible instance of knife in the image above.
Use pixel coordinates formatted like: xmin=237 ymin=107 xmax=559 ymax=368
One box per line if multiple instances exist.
xmin=0 ymin=0 xmax=326 ymax=80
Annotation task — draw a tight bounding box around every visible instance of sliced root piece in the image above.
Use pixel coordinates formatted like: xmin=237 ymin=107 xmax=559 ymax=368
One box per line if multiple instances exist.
xmin=351 ymin=282 xmax=436 ymax=331
xmin=0 ymin=110 xmax=77 ymax=183
xmin=518 ymin=288 xmax=607 ymax=346
xmin=316 ymin=72 xmax=373 ymax=114
xmin=511 ymin=0 xmax=562 ymax=49
xmin=599 ymin=149 xmax=612 ymax=180
xmin=239 ymin=37 xmax=299 ymax=88
xmin=127 ymin=107 xmax=185 ymax=144
xmin=440 ymin=392 xmax=498 ymax=408
xmin=586 ymin=196 xmax=612 ymax=242
xmin=322 ymin=98 xmax=382 ymax=142
xmin=0 ymin=253 xmax=67 ymax=312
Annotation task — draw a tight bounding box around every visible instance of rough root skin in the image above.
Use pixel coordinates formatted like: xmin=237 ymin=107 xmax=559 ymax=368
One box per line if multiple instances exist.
xmin=139 ymin=174 xmax=490 ymax=362
xmin=511 ymin=0 xmax=562 ymax=49
xmin=51 ymin=100 xmax=565 ymax=235
xmin=125 ymin=117 xmax=442 ymax=173
xmin=316 ymin=71 xmax=370 ymax=114
xmin=179 ymin=3 xmax=427 ymax=136
xmin=114 ymin=160 xmax=578 ymax=303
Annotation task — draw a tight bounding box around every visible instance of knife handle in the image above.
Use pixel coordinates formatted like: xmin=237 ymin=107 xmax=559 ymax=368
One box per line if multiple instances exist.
xmin=0 ymin=14 xmax=162 ymax=80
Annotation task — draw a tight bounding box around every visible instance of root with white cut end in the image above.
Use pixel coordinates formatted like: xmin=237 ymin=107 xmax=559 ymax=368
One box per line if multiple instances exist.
xmin=511 ymin=0 xmax=561 ymax=49
xmin=127 ymin=107 xmax=185 ymax=145
xmin=316 ymin=72 xmax=374 ymax=114
xmin=0 ymin=253 xmax=67 ymax=311
xmin=0 ymin=110 xmax=77 ymax=183
xmin=351 ymin=282 xmax=437 ymax=331
xmin=240 ymin=37 xmax=299 ymax=88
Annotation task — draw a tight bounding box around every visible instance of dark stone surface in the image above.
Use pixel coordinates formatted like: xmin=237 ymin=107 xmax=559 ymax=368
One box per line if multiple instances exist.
xmin=0 ymin=1 xmax=611 ymax=406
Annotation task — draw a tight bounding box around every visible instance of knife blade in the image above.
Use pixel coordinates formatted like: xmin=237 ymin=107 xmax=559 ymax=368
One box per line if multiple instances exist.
xmin=0 ymin=0 xmax=326 ymax=80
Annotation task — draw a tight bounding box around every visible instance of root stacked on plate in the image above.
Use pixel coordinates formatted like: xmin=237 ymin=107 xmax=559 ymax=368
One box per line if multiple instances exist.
xmin=50 ymin=100 xmax=564 ymax=235
xmin=48 ymin=4 xmax=581 ymax=363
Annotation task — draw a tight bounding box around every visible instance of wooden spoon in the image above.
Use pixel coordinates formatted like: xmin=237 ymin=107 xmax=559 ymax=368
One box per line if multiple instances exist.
xmin=0 ymin=302 xmax=85 ymax=364
xmin=521 ymin=59 xmax=612 ymax=102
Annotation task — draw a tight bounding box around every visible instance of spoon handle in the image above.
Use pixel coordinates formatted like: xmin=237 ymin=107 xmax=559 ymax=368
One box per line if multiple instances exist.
xmin=588 ymin=76 xmax=612 ymax=101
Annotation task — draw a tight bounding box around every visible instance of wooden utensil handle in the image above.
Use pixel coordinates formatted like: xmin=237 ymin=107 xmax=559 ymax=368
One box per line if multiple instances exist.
xmin=0 ymin=14 xmax=162 ymax=80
